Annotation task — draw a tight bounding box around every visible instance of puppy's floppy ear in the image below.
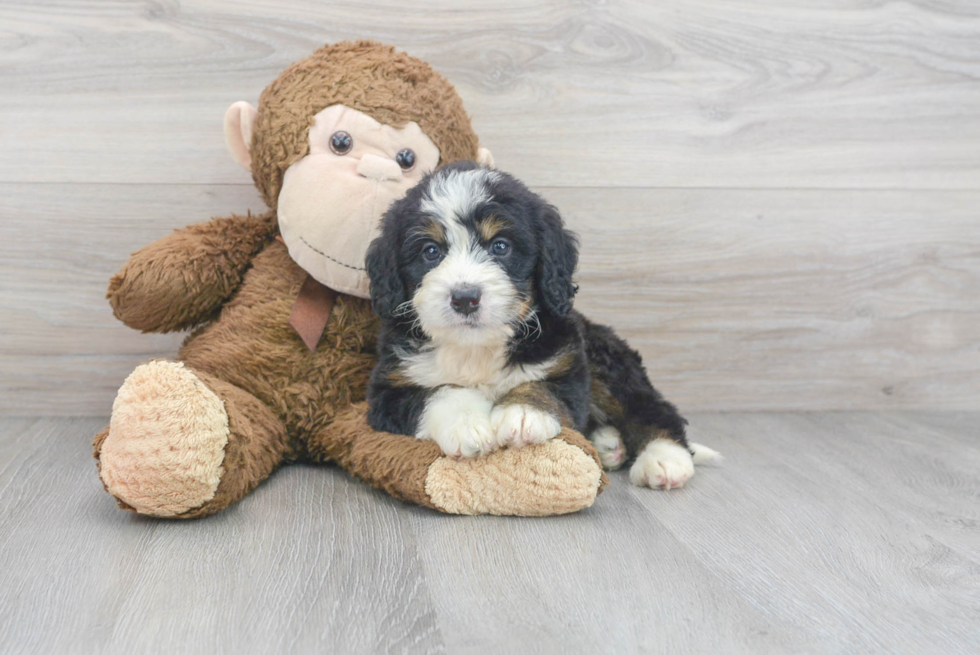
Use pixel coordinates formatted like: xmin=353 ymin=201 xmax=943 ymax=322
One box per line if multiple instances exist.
xmin=535 ymin=201 xmax=579 ymax=316
xmin=365 ymin=226 xmax=406 ymax=320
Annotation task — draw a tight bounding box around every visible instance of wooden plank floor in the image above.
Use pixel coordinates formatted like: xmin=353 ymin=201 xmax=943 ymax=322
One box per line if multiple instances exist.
xmin=1 ymin=414 xmax=977 ymax=654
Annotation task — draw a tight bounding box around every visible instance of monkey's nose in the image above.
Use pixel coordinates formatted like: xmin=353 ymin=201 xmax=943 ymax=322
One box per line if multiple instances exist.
xmin=357 ymin=154 xmax=403 ymax=182
xmin=450 ymin=287 xmax=482 ymax=316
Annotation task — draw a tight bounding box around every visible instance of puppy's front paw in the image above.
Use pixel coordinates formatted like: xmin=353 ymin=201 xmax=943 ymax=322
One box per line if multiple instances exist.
xmin=630 ymin=439 xmax=695 ymax=490
xmin=490 ymin=404 xmax=562 ymax=448
xmin=418 ymin=387 xmax=499 ymax=458
xmin=435 ymin=412 xmax=498 ymax=458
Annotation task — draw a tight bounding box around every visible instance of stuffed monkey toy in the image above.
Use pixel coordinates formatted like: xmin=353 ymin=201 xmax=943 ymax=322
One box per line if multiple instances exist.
xmin=93 ymin=41 xmax=607 ymax=518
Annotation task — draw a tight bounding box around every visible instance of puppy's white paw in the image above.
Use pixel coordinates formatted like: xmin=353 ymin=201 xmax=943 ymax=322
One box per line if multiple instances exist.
xmin=589 ymin=425 xmax=627 ymax=470
xmin=630 ymin=439 xmax=695 ymax=490
xmin=418 ymin=387 xmax=499 ymax=458
xmin=490 ymin=404 xmax=562 ymax=448
xmin=435 ymin=413 xmax=497 ymax=458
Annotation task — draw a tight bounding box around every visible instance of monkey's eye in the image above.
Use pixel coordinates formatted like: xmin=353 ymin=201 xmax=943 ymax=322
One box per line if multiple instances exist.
xmin=329 ymin=131 xmax=353 ymax=155
xmin=490 ymin=239 xmax=511 ymax=257
xmin=422 ymin=242 xmax=443 ymax=262
xmin=395 ymin=148 xmax=416 ymax=171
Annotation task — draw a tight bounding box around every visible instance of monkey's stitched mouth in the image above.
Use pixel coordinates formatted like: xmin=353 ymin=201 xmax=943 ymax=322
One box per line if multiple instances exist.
xmin=297 ymin=235 xmax=365 ymax=272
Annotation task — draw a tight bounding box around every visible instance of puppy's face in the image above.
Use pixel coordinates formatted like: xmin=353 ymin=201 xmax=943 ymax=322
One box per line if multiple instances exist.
xmin=367 ymin=162 xmax=579 ymax=344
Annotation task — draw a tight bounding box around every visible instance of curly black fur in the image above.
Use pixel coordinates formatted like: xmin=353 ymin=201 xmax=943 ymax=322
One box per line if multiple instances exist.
xmin=365 ymin=161 xmax=689 ymax=463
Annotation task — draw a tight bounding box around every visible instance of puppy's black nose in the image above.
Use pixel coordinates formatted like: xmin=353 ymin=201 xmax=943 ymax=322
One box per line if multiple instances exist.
xmin=450 ymin=287 xmax=481 ymax=316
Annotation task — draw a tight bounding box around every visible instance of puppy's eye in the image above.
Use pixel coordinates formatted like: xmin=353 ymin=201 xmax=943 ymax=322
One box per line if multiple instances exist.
xmin=395 ymin=148 xmax=416 ymax=170
xmin=422 ymin=242 xmax=443 ymax=262
xmin=490 ymin=239 xmax=511 ymax=257
xmin=329 ymin=131 xmax=353 ymax=155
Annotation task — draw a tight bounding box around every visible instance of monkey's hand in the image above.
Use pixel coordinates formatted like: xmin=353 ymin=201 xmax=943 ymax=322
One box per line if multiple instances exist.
xmin=108 ymin=212 xmax=276 ymax=332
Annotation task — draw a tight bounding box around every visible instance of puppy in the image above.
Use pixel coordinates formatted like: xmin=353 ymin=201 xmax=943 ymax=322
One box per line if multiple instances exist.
xmin=365 ymin=161 xmax=717 ymax=489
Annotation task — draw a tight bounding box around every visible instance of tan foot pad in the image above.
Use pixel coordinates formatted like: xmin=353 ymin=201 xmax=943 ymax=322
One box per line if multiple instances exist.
xmin=100 ymin=361 xmax=230 ymax=517
xmin=425 ymin=437 xmax=603 ymax=516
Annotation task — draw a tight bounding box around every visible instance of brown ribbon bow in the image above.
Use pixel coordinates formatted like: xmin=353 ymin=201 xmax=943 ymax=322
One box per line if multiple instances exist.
xmin=289 ymin=273 xmax=337 ymax=352
xmin=276 ymin=235 xmax=338 ymax=352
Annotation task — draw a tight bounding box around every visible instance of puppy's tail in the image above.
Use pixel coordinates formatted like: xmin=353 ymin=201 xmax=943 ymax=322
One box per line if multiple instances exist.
xmin=690 ymin=442 xmax=722 ymax=465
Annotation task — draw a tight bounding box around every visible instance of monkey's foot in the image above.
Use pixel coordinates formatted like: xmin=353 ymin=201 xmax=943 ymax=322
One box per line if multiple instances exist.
xmin=324 ymin=404 xmax=608 ymax=517
xmin=98 ymin=361 xmax=230 ymax=517
xmin=425 ymin=428 xmax=605 ymax=515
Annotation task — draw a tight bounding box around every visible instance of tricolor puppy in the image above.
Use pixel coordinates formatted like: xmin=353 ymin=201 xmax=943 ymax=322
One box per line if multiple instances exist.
xmin=365 ymin=161 xmax=717 ymax=489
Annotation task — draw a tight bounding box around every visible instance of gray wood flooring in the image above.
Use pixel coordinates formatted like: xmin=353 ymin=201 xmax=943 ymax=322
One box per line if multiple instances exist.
xmin=1 ymin=413 xmax=977 ymax=654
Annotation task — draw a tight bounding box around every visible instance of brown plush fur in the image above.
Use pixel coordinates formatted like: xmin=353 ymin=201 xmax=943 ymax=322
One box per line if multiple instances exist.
xmin=251 ymin=40 xmax=480 ymax=208
xmin=180 ymin=239 xmax=378 ymax=444
xmin=93 ymin=41 xmax=606 ymax=518
xmin=108 ymin=212 xmax=278 ymax=333
xmin=314 ymin=402 xmax=443 ymax=509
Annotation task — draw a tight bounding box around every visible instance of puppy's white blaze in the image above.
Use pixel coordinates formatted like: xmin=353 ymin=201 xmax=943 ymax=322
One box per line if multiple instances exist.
xmin=412 ymin=247 xmax=517 ymax=341
xmin=417 ymin=386 xmax=500 ymax=458
xmin=412 ymin=170 xmax=519 ymax=348
xmin=419 ymin=168 xmax=498 ymax=226
xmin=630 ymin=438 xmax=695 ymax=490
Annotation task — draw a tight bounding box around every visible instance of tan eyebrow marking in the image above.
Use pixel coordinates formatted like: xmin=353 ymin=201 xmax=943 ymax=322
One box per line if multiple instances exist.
xmin=410 ymin=219 xmax=446 ymax=244
xmin=477 ymin=215 xmax=508 ymax=242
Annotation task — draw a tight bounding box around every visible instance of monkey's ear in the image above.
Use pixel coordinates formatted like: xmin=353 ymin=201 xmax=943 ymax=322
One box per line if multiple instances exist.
xmin=476 ymin=147 xmax=495 ymax=168
xmin=535 ymin=203 xmax=579 ymax=317
xmin=224 ymin=101 xmax=258 ymax=171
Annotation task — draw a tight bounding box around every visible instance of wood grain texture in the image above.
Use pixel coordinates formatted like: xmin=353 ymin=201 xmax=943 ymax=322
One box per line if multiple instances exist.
xmin=636 ymin=412 xmax=980 ymax=654
xmin=1 ymin=414 xmax=978 ymax=653
xmin=2 ymin=183 xmax=976 ymax=414
xmin=563 ymin=187 xmax=980 ymax=411
xmin=0 ymin=418 xmax=445 ymax=654
xmin=1 ymin=1 xmax=979 ymax=188
xmin=0 ymin=183 xmax=262 ymax=414
xmin=1 ymin=2 xmax=977 ymax=412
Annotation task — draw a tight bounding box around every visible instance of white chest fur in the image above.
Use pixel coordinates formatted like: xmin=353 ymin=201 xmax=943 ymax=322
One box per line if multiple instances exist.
xmin=399 ymin=340 xmax=556 ymax=401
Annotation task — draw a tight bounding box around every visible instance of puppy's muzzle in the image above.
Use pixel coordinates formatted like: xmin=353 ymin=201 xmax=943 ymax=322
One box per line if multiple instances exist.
xmin=450 ymin=287 xmax=481 ymax=316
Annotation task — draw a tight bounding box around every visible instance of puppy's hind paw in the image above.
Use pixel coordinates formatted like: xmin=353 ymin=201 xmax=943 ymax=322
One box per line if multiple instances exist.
xmin=589 ymin=425 xmax=627 ymax=471
xmin=630 ymin=439 xmax=695 ymax=490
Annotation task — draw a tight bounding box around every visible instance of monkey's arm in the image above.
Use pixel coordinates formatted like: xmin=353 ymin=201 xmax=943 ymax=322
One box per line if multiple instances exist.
xmin=107 ymin=212 xmax=277 ymax=332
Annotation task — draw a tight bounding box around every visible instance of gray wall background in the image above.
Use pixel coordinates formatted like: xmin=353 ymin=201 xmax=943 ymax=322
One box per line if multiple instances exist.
xmin=1 ymin=0 xmax=978 ymax=414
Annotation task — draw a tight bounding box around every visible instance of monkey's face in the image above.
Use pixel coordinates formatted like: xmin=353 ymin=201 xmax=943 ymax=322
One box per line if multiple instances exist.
xmin=277 ymin=105 xmax=441 ymax=297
